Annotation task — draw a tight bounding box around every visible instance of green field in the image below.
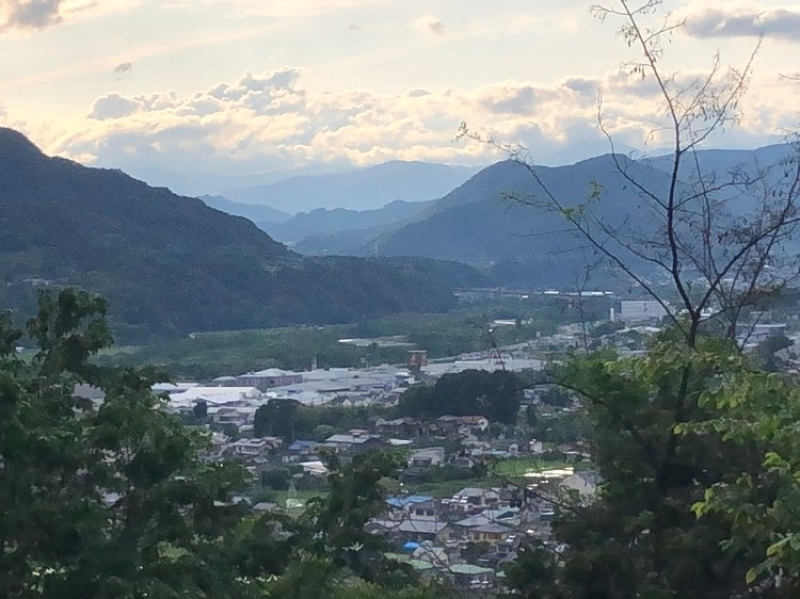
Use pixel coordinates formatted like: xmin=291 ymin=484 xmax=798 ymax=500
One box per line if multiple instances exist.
xmin=90 ymin=294 xmax=616 ymax=380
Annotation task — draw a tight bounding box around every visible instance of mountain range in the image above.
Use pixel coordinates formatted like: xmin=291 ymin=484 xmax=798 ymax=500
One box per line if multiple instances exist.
xmin=222 ymin=161 xmax=482 ymax=212
xmin=253 ymin=144 xmax=798 ymax=288
xmin=0 ymin=128 xmax=485 ymax=341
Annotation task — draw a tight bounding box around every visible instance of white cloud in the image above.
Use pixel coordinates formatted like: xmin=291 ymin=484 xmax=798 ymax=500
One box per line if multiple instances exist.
xmin=413 ymin=15 xmax=444 ymax=35
xmin=680 ymin=2 xmax=800 ymax=42
xmin=89 ymin=93 xmax=139 ymax=120
xmin=10 ymin=62 xmax=794 ymax=194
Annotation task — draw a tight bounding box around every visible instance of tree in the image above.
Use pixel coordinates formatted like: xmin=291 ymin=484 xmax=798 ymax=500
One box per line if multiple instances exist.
xmin=0 ymin=289 xmax=447 ymax=599
xmin=462 ymin=0 xmax=800 ymax=350
xmin=0 ymin=289 xmax=260 ymax=599
xmin=254 ymin=398 xmax=301 ymax=441
xmin=689 ymin=360 xmax=800 ymax=594
xmin=458 ymin=1 xmax=800 ymax=597
xmin=397 ymin=370 xmax=525 ymax=424
xmin=193 ymin=399 xmax=208 ymax=421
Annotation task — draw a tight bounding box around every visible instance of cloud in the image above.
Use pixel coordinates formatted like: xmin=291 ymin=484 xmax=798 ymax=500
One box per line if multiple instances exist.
xmin=17 ymin=63 xmax=793 ymax=195
xmin=682 ymin=4 xmax=800 ymax=42
xmin=413 ymin=15 xmax=444 ymax=35
xmin=113 ymin=61 xmax=132 ymax=74
xmin=1 ymin=0 xmax=63 ymax=31
xmin=0 ymin=0 xmax=136 ymax=34
xmin=89 ymin=93 xmax=140 ymax=120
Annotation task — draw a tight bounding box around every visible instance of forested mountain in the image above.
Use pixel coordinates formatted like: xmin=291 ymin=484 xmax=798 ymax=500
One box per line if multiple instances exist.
xmin=222 ymin=160 xmax=482 ymax=212
xmin=301 ymin=147 xmax=796 ymax=288
xmin=0 ymin=128 xmax=465 ymax=340
xmin=300 ymin=156 xmax=677 ymax=286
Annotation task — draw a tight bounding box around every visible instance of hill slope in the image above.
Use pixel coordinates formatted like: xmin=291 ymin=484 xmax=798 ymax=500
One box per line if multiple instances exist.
xmin=0 ymin=128 xmax=462 ymax=340
xmin=314 ymin=156 xmax=684 ymax=286
xmin=198 ymin=194 xmax=291 ymax=223
xmin=328 ymin=148 xmax=798 ymax=287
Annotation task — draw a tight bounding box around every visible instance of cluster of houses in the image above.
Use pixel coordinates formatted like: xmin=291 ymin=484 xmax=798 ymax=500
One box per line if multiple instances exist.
xmin=151 ymin=348 xmax=601 ymax=591
xmin=366 ymin=470 xmax=599 ymax=592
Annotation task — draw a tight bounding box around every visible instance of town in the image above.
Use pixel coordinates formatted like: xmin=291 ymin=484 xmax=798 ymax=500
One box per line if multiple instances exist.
xmin=146 ymin=298 xmax=798 ymax=594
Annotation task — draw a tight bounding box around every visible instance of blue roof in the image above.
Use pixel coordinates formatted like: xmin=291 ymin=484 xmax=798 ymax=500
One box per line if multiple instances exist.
xmin=402 ymin=541 xmax=421 ymax=552
xmin=386 ymin=495 xmax=434 ymax=508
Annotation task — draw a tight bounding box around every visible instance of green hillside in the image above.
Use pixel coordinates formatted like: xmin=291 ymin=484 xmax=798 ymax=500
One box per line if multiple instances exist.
xmin=0 ymin=128 xmax=461 ymax=340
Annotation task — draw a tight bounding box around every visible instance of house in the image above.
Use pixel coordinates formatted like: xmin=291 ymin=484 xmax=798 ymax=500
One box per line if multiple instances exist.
xmin=408 ymin=447 xmax=445 ymax=469
xmin=375 ymin=417 xmax=420 ymax=437
xmin=446 ymin=564 xmax=496 ymax=590
xmin=287 ymin=440 xmax=321 ymax=455
xmin=468 ymin=523 xmax=513 ymax=544
xmin=230 ymin=437 xmax=281 ymax=457
xmin=430 ymin=415 xmax=461 ymax=436
xmin=457 ymin=416 xmax=490 ymax=435
xmin=386 ymin=495 xmax=436 ymax=519
xmin=324 ymin=433 xmax=382 ymax=453
xmin=367 ymin=519 xmax=454 ymax=544
xmin=446 ymin=487 xmax=501 ymax=513
xmin=409 ymin=499 xmax=438 ymax=520
xmin=252 ymin=501 xmax=278 ymax=514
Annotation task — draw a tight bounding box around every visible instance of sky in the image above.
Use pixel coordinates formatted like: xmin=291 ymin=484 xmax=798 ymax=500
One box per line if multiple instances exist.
xmin=1 ymin=0 xmax=800 ymax=195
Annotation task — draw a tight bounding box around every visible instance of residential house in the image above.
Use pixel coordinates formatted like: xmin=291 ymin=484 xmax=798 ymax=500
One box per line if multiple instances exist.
xmin=408 ymin=447 xmax=445 ymax=469
xmin=287 ymin=439 xmax=321 ymax=457
xmin=230 ymin=437 xmax=281 ymax=458
xmin=457 ymin=416 xmax=490 ymax=436
xmin=468 ymin=523 xmax=513 ymax=545
xmin=386 ymin=495 xmax=436 ymax=520
xmin=367 ymin=519 xmax=454 ymax=545
xmin=324 ymin=433 xmax=382 ymax=453
xmin=374 ymin=417 xmax=421 ymax=437
xmin=446 ymin=564 xmax=496 ymax=590
xmin=445 ymin=487 xmax=501 ymax=513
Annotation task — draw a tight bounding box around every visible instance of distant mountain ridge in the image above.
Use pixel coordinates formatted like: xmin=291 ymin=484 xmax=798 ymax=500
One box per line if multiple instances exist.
xmin=198 ymin=194 xmax=291 ymax=223
xmin=258 ymin=200 xmax=433 ymax=245
xmin=291 ymin=145 xmax=798 ymax=287
xmin=223 ymin=160 xmax=483 ymax=212
xmin=0 ymin=128 xmax=477 ymax=340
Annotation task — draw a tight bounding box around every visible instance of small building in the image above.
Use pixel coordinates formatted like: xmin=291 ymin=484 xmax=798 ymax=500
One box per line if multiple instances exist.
xmin=367 ymin=518 xmax=454 ymax=545
xmin=236 ymin=369 xmax=303 ymax=391
xmin=617 ymin=300 xmax=667 ymax=324
xmin=386 ymin=495 xmax=436 ymax=519
xmin=468 ymin=523 xmax=513 ymax=544
xmin=447 ymin=487 xmax=501 ymax=512
xmin=446 ymin=564 xmax=496 ymax=590
xmin=230 ymin=437 xmax=281 ymax=457
xmin=324 ymin=433 xmax=383 ymax=453
xmin=408 ymin=447 xmax=445 ymax=469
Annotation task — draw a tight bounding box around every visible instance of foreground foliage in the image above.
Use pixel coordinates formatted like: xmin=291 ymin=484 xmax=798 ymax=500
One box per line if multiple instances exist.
xmin=0 ymin=289 xmax=450 ymax=599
